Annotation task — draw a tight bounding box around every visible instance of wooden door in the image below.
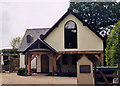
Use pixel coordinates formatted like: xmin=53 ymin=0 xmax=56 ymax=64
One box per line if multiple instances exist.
xmin=41 ymin=54 xmax=49 ymax=73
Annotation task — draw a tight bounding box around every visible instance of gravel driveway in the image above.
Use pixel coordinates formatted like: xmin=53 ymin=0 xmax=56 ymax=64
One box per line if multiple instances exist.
xmin=1 ymin=73 xmax=77 ymax=84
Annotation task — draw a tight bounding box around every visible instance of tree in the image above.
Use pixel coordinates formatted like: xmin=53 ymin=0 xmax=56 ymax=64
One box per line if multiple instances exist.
xmin=69 ymin=2 xmax=120 ymax=38
xmin=105 ymin=21 xmax=120 ymax=66
xmin=10 ymin=37 xmax=21 ymax=49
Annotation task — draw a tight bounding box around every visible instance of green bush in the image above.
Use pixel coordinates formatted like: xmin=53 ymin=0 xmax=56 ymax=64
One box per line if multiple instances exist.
xmin=17 ymin=68 xmax=26 ymax=76
xmin=2 ymin=49 xmax=18 ymax=54
xmin=105 ymin=21 xmax=120 ymax=66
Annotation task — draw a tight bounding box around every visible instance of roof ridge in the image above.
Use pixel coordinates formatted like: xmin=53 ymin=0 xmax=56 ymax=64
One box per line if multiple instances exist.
xmin=26 ymin=28 xmax=50 ymax=30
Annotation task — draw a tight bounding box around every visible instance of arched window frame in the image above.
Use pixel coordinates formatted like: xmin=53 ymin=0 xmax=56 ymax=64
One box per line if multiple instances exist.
xmin=26 ymin=34 xmax=33 ymax=43
xmin=64 ymin=20 xmax=77 ymax=49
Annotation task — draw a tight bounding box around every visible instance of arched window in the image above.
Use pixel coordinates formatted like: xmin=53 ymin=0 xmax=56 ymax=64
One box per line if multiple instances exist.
xmin=26 ymin=35 xmax=33 ymax=43
xmin=64 ymin=20 xmax=77 ymax=48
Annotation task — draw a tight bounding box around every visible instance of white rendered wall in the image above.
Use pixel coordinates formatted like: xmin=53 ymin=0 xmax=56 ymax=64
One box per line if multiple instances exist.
xmin=45 ymin=13 xmax=103 ymax=51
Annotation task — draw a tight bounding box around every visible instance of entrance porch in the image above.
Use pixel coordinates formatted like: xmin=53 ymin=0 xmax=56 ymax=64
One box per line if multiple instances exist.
xmin=24 ymin=48 xmax=57 ymax=76
xmin=25 ymin=49 xmax=104 ymax=76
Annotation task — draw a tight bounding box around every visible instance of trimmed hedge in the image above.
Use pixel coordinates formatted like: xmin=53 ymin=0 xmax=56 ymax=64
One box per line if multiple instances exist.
xmin=17 ymin=68 xmax=26 ymax=76
xmin=2 ymin=49 xmax=18 ymax=54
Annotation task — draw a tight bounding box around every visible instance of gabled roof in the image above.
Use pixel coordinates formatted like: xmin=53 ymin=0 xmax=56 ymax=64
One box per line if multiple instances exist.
xmin=24 ymin=38 xmax=58 ymax=54
xmin=18 ymin=28 xmax=50 ymax=52
xmin=42 ymin=10 xmax=104 ymax=41
xmin=18 ymin=10 xmax=105 ymax=53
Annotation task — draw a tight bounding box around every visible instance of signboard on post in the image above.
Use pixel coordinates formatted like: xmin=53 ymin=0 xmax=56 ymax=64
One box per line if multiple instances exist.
xmin=77 ymin=55 xmax=94 ymax=85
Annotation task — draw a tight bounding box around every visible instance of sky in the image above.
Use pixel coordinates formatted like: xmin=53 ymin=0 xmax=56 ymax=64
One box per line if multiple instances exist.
xmin=0 ymin=0 xmax=120 ymax=49
xmin=0 ymin=0 xmax=69 ymax=49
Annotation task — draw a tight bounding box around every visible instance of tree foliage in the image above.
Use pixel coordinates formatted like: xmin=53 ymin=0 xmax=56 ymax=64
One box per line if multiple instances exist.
xmin=69 ymin=2 xmax=120 ymax=37
xmin=10 ymin=37 xmax=21 ymax=49
xmin=105 ymin=21 xmax=120 ymax=66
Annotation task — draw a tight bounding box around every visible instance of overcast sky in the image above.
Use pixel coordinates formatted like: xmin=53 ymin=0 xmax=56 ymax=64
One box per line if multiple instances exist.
xmin=0 ymin=0 xmax=69 ymax=49
xmin=0 ymin=0 xmax=120 ymax=49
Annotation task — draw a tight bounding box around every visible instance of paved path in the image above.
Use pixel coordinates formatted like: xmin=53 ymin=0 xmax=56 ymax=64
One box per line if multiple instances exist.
xmin=1 ymin=73 xmax=77 ymax=84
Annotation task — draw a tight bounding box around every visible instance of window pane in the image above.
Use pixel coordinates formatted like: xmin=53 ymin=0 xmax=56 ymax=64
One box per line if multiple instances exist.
xmin=65 ymin=21 xmax=76 ymax=29
xmin=64 ymin=20 xmax=77 ymax=49
xmin=26 ymin=35 xmax=33 ymax=43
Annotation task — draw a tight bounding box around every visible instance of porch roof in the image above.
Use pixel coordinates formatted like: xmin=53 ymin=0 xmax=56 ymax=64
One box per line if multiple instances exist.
xmin=23 ymin=38 xmax=58 ymax=54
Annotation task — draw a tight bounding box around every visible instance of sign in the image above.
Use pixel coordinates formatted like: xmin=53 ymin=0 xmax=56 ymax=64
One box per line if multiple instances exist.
xmin=80 ymin=65 xmax=91 ymax=73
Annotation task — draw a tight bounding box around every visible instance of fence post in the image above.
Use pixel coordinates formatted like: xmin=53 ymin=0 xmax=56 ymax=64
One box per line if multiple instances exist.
xmin=118 ymin=63 xmax=120 ymax=86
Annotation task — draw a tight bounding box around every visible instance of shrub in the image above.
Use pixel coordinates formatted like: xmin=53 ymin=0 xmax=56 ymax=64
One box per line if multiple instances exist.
xmin=105 ymin=21 xmax=120 ymax=66
xmin=2 ymin=49 xmax=18 ymax=54
xmin=17 ymin=68 xmax=26 ymax=76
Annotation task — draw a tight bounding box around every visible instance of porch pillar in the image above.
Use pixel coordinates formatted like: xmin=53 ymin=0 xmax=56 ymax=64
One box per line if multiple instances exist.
xmin=52 ymin=53 xmax=54 ymax=75
xmin=54 ymin=55 xmax=56 ymax=73
xmin=52 ymin=53 xmax=57 ymax=75
xmin=28 ymin=54 xmax=31 ymax=75
xmin=25 ymin=54 xmax=28 ymax=76
xmin=101 ymin=52 xmax=104 ymax=66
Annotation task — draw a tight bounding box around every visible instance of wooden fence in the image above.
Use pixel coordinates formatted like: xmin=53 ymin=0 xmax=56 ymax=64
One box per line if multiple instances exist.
xmin=94 ymin=63 xmax=120 ymax=86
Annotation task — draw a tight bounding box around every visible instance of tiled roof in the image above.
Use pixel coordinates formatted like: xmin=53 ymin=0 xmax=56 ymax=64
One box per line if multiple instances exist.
xmin=18 ymin=28 xmax=50 ymax=52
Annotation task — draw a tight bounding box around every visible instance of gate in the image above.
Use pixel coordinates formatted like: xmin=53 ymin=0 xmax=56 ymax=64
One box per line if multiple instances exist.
xmin=94 ymin=63 xmax=120 ymax=86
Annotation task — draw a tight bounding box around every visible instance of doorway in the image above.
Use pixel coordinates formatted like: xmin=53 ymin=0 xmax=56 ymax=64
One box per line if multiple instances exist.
xmin=41 ymin=54 xmax=49 ymax=73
